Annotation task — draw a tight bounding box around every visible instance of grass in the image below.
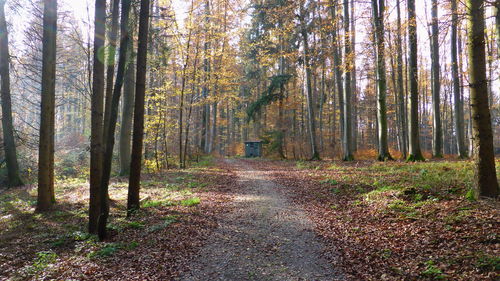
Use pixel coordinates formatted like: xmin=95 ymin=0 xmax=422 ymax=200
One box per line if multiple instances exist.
xmin=180 ymin=197 xmax=201 ymax=207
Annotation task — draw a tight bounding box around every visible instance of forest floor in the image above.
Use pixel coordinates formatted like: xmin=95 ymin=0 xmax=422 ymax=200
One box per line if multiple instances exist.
xmin=0 ymin=157 xmax=499 ymax=280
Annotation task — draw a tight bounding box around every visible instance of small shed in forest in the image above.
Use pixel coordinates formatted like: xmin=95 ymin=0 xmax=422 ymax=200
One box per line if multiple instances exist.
xmin=244 ymin=141 xmax=262 ymax=158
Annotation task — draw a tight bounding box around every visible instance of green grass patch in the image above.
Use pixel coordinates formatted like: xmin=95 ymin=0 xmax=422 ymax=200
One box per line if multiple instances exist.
xmin=142 ymin=199 xmax=174 ymax=208
xmin=420 ymin=260 xmax=446 ymax=279
xmin=180 ymin=197 xmax=201 ymax=207
xmin=148 ymin=215 xmax=179 ymax=233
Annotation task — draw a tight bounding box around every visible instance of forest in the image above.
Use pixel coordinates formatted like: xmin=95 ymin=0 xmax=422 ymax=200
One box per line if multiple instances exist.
xmin=0 ymin=0 xmax=499 ymax=279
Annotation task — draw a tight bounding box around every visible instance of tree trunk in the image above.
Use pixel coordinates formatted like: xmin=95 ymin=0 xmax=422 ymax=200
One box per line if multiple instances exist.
xmin=201 ymin=0 xmax=211 ymax=154
xmin=329 ymin=0 xmax=344 ymax=157
xmin=98 ymin=0 xmax=132 ymax=240
xmin=494 ymin=0 xmax=499 ymax=57
xmin=37 ymin=0 xmax=57 ymax=211
xmin=342 ymin=0 xmax=354 ymax=161
xmin=119 ymin=28 xmax=136 ymax=176
xmin=396 ymin=0 xmax=407 ymax=158
xmin=466 ymin=0 xmax=499 ymax=198
xmin=0 ymin=0 xmax=23 ymax=188
xmin=431 ymin=0 xmax=443 ymax=158
xmin=299 ymin=3 xmax=320 ymax=160
xmin=451 ymin=0 xmax=467 ymax=158
xmin=89 ymin=0 xmax=107 ymax=234
xmin=127 ymin=0 xmax=151 ymax=214
xmin=407 ymin=0 xmax=425 ymax=161
xmin=371 ymin=0 xmax=392 ymax=161
xmin=103 ymin=0 xmax=120 ymax=143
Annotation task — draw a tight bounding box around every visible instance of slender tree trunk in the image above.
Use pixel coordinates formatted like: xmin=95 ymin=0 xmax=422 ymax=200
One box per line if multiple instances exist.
xmin=127 ymin=0 xmax=151 ymax=214
xmin=37 ymin=0 xmax=57 ymax=211
xmin=466 ymin=0 xmax=499 ymax=198
xmin=494 ymin=0 xmax=499 ymax=57
xmin=89 ymin=0 xmax=107 ymax=234
xmin=329 ymin=0 xmax=344 ymax=156
xmin=342 ymin=0 xmax=354 ymax=161
xmin=371 ymin=0 xmax=392 ymax=161
xmin=299 ymin=3 xmax=320 ymax=160
xmin=201 ymin=0 xmax=211 ymax=153
xmin=407 ymin=0 xmax=425 ymax=161
xmin=0 ymin=0 xmax=23 ymax=188
xmin=350 ymin=0 xmax=357 ymax=153
xmin=103 ymin=0 xmax=120 ymax=143
xmin=98 ymin=0 xmax=132 ymax=240
xmin=451 ymin=0 xmax=467 ymax=158
xmin=430 ymin=0 xmax=443 ymax=158
xmin=119 ymin=29 xmax=136 ymax=176
xmin=396 ymin=0 xmax=407 ymax=158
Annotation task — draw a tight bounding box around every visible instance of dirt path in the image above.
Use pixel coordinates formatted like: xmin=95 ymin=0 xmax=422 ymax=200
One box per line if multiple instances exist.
xmin=179 ymin=159 xmax=343 ymax=281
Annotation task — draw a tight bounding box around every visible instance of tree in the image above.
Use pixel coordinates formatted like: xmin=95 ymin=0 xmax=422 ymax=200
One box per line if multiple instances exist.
xmin=37 ymin=0 xmax=57 ymax=211
xmin=342 ymin=0 xmax=354 ymax=161
xmin=103 ymin=0 xmax=120 ymax=143
xmin=430 ymin=0 xmax=442 ymax=158
xmin=466 ymin=0 xmax=499 ymax=198
xmin=451 ymin=0 xmax=467 ymax=158
xmin=89 ymin=0 xmax=107 ymax=234
xmin=395 ymin=0 xmax=407 ymax=158
xmin=119 ymin=22 xmax=135 ymax=176
xmin=98 ymin=0 xmax=132 ymax=240
xmin=298 ymin=1 xmax=320 ymax=160
xmin=494 ymin=0 xmax=499 ymax=56
xmin=371 ymin=0 xmax=392 ymax=161
xmin=0 ymin=0 xmax=23 ymax=188
xmin=128 ymin=0 xmax=151 ymax=215
xmin=329 ymin=0 xmax=344 ymax=157
xmin=407 ymin=0 xmax=424 ymax=162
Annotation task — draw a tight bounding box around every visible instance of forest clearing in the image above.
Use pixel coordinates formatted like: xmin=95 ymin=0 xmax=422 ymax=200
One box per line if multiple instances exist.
xmin=0 ymin=0 xmax=499 ymax=279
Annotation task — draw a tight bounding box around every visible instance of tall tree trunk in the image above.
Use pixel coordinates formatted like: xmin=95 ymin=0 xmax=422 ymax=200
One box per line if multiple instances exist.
xmin=201 ymin=0 xmax=211 ymax=153
xmin=494 ymin=0 xmax=499 ymax=57
xmin=37 ymin=0 xmax=57 ymax=211
xmin=451 ymin=0 xmax=467 ymax=159
xmin=396 ymin=0 xmax=407 ymax=158
xmin=407 ymin=0 xmax=425 ymax=161
xmin=342 ymin=0 xmax=354 ymax=161
xmin=371 ymin=0 xmax=392 ymax=161
xmin=103 ymin=0 xmax=120 ymax=143
xmin=466 ymin=0 xmax=499 ymax=198
xmin=299 ymin=3 xmax=320 ymax=160
xmin=89 ymin=0 xmax=107 ymax=234
xmin=98 ymin=0 xmax=132 ymax=240
xmin=119 ymin=29 xmax=136 ymax=176
xmin=431 ymin=0 xmax=443 ymax=158
xmin=329 ymin=0 xmax=344 ymax=157
xmin=0 ymin=0 xmax=23 ymax=188
xmin=127 ymin=0 xmax=151 ymax=214
xmin=350 ymin=0 xmax=357 ymax=153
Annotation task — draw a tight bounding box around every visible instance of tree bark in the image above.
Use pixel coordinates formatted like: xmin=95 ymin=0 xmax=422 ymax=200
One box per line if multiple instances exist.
xmin=329 ymin=0 xmax=344 ymax=157
xmin=466 ymin=0 xmax=499 ymax=198
xmin=119 ymin=29 xmax=135 ymax=176
xmin=342 ymin=0 xmax=354 ymax=161
xmin=127 ymin=0 xmax=151 ymax=214
xmin=371 ymin=0 xmax=392 ymax=161
xmin=396 ymin=0 xmax=407 ymax=158
xmin=299 ymin=3 xmax=320 ymax=160
xmin=89 ymin=0 xmax=107 ymax=234
xmin=37 ymin=0 xmax=57 ymax=211
xmin=0 ymin=0 xmax=23 ymax=188
xmin=103 ymin=0 xmax=120 ymax=143
xmin=98 ymin=0 xmax=132 ymax=240
xmin=431 ymin=0 xmax=443 ymax=158
xmin=407 ymin=0 xmax=425 ymax=161
xmin=451 ymin=0 xmax=467 ymax=158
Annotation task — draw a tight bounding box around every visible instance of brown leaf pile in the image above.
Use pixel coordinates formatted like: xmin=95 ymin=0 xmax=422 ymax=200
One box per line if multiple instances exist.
xmin=244 ymin=159 xmax=499 ymax=281
xmin=0 ymin=160 xmax=238 ymax=280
